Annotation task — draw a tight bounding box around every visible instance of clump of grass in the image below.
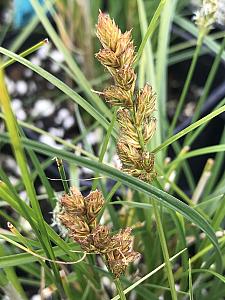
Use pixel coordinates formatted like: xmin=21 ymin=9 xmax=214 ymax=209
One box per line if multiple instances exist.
xmin=0 ymin=0 xmax=225 ymax=299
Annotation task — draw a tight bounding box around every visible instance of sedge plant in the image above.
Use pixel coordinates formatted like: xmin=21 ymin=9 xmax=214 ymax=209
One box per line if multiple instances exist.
xmin=0 ymin=0 xmax=225 ymax=299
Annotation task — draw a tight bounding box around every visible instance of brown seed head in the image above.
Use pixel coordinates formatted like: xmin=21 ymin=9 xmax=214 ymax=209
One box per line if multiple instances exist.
xmin=117 ymin=109 xmax=140 ymax=148
xmin=91 ymin=225 xmax=113 ymax=252
xmin=114 ymin=30 xmax=133 ymax=57
xmin=116 ymin=66 xmax=136 ymax=91
xmin=141 ymin=151 xmax=155 ymax=172
xmin=112 ymin=228 xmax=133 ymax=250
xmin=107 ymin=250 xmax=140 ymax=278
xmin=139 ymin=171 xmax=157 ymax=183
xmin=143 ymin=117 xmax=156 ymax=143
xmin=70 ymin=216 xmax=90 ymax=237
xmin=117 ymin=141 xmax=142 ymax=168
xmin=103 ymin=85 xmax=133 ymax=107
xmin=119 ymin=43 xmax=135 ymax=67
xmin=60 ymin=187 xmax=86 ymax=216
xmin=106 ymin=228 xmax=140 ymax=278
xmin=96 ymin=11 xmax=121 ymax=51
xmin=135 ymin=84 xmax=156 ymax=126
xmin=84 ymin=190 xmax=104 ymax=223
xmin=59 ymin=214 xmax=90 ymax=238
xmin=95 ymin=49 xmax=120 ymax=68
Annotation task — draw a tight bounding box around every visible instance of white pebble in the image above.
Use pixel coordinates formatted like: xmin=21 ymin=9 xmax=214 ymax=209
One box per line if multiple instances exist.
xmin=37 ymin=43 xmax=50 ymax=59
xmin=16 ymin=80 xmax=28 ymax=95
xmin=39 ymin=135 xmax=63 ymax=149
xmin=50 ymin=49 xmax=64 ymax=62
xmin=31 ymin=99 xmax=55 ymax=118
xmin=30 ymin=56 xmax=41 ymax=66
xmin=31 ymin=296 xmax=41 ymax=300
xmin=86 ymin=128 xmax=102 ymax=144
xmin=29 ymin=81 xmax=37 ymax=93
xmin=63 ymin=116 xmax=74 ymax=129
xmin=24 ymin=69 xmax=33 ymax=77
xmin=50 ymin=62 xmax=61 ymax=72
xmin=17 ymin=109 xmax=26 ymax=120
xmin=12 ymin=98 xmax=22 ymax=110
xmin=55 ymin=108 xmax=70 ymax=124
xmin=49 ymin=127 xmax=64 ymax=137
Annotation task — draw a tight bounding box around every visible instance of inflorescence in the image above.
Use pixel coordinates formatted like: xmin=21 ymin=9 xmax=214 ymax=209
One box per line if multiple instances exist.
xmin=95 ymin=11 xmax=157 ymax=183
xmin=193 ymin=0 xmax=225 ymax=31
xmin=59 ymin=187 xmax=140 ymax=278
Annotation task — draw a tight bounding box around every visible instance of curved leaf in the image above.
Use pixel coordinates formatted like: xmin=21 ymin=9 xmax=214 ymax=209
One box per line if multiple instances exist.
xmin=0 ymin=133 xmax=221 ymax=268
xmin=169 ymin=145 xmax=225 ymax=168
xmin=191 ymin=269 xmax=225 ymax=284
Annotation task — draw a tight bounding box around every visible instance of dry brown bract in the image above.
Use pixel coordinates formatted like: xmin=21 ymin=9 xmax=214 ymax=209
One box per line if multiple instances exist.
xmin=59 ymin=187 xmax=140 ymax=278
xmin=95 ymin=11 xmax=156 ymax=182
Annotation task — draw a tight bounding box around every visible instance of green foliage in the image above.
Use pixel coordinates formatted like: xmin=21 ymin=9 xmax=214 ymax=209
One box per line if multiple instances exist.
xmin=0 ymin=0 xmax=225 ymax=299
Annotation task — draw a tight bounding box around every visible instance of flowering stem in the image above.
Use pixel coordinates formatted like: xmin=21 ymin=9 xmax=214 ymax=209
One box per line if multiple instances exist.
xmin=114 ymin=278 xmax=127 ymax=300
xmin=168 ymin=30 xmax=205 ymax=138
xmin=152 ymin=200 xmax=177 ymax=300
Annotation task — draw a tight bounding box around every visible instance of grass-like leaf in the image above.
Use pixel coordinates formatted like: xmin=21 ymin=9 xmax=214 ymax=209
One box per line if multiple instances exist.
xmin=0 ymin=133 xmax=221 ymax=267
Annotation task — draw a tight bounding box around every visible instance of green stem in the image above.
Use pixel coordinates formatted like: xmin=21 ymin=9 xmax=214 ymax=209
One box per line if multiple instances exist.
xmin=114 ymin=278 xmax=127 ymax=300
xmin=211 ymin=194 xmax=225 ymax=230
xmin=184 ymin=35 xmax=225 ymax=145
xmin=152 ymin=200 xmax=177 ymax=300
xmin=200 ymin=193 xmax=225 ymax=252
xmin=156 ymin=0 xmax=177 ymax=138
xmin=1 ymin=39 xmax=48 ymax=69
xmin=202 ymin=127 xmax=225 ymax=196
xmin=184 ymin=97 xmax=225 ymax=146
xmin=56 ymin=158 xmax=70 ymax=194
xmin=168 ymin=30 xmax=205 ymax=137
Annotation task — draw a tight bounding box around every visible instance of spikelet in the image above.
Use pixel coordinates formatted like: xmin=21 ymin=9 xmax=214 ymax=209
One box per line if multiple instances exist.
xmin=135 ymin=84 xmax=156 ymax=126
xmin=60 ymin=187 xmax=85 ymax=216
xmin=193 ymin=0 xmax=224 ymax=31
xmin=106 ymin=228 xmax=140 ymax=278
xmin=103 ymin=85 xmax=133 ymax=107
xmin=58 ymin=187 xmax=140 ymax=277
xmin=95 ymin=11 xmax=157 ymax=182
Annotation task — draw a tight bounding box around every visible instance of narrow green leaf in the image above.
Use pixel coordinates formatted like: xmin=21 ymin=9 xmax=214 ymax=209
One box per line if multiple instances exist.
xmin=135 ymin=0 xmax=167 ymax=64
xmin=191 ymin=269 xmax=225 ymax=284
xmin=168 ymin=145 xmax=225 ymax=169
xmin=189 ymin=260 xmax=194 ymax=300
xmin=153 ymin=104 xmax=225 ymax=153
xmin=0 ymin=133 xmax=221 ymax=264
